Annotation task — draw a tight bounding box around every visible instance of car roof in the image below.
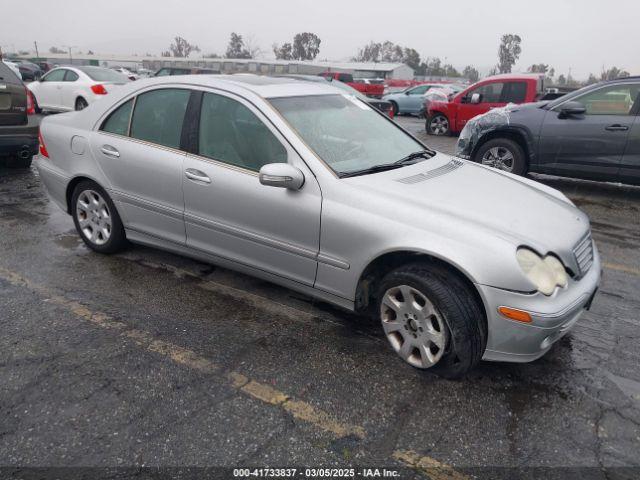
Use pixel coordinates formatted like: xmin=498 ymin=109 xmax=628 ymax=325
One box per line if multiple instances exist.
xmin=129 ymin=74 xmax=341 ymax=99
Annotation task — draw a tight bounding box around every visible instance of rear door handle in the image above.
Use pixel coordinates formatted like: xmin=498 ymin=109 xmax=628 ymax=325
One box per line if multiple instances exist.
xmin=605 ymin=124 xmax=629 ymax=132
xmin=185 ymin=168 xmax=211 ymax=184
xmin=100 ymin=145 xmax=120 ymax=157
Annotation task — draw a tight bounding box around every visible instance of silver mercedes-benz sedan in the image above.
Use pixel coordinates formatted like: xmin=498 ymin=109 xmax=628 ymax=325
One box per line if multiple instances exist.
xmin=36 ymin=75 xmax=600 ymax=377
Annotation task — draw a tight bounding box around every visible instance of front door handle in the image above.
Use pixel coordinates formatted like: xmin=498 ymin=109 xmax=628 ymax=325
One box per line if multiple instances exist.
xmin=605 ymin=124 xmax=629 ymax=132
xmin=185 ymin=168 xmax=211 ymax=184
xmin=100 ymin=145 xmax=120 ymax=157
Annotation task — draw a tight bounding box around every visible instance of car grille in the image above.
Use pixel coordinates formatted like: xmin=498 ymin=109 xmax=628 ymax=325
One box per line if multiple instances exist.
xmin=573 ymin=232 xmax=594 ymax=278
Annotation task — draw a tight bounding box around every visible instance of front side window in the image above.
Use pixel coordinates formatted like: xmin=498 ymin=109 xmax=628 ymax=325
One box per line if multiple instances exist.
xmin=42 ymin=69 xmax=66 ymax=82
xmin=337 ymin=73 xmax=353 ymax=83
xmin=573 ymin=84 xmax=640 ymax=115
xmin=100 ymin=99 xmax=134 ymax=136
xmin=130 ymin=89 xmax=191 ymax=149
xmin=270 ymin=94 xmax=425 ymax=176
xmin=198 ymin=93 xmax=286 ymax=171
xmin=408 ymin=85 xmax=429 ymax=95
xmin=469 ymin=82 xmax=504 ymax=103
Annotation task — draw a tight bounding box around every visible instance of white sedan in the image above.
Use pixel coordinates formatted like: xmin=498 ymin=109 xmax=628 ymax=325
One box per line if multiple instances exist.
xmin=28 ymin=66 xmax=129 ymax=112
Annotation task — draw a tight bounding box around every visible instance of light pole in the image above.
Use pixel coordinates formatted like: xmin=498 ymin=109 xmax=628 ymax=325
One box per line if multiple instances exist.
xmin=62 ymin=45 xmax=77 ymax=65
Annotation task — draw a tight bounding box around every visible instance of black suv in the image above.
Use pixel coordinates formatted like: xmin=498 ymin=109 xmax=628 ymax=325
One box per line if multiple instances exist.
xmin=456 ymin=77 xmax=640 ymax=186
xmin=0 ymin=61 xmax=39 ymax=168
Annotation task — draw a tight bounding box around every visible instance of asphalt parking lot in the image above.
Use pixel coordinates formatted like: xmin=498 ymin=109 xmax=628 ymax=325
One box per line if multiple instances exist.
xmin=1 ymin=115 xmax=640 ymax=479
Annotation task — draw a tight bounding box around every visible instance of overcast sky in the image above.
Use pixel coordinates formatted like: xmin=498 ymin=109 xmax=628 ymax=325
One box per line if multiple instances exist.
xmin=3 ymin=0 xmax=638 ymax=79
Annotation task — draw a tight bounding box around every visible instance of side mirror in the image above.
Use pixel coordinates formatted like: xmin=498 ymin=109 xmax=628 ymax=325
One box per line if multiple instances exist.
xmin=470 ymin=93 xmax=481 ymax=104
xmin=558 ymin=101 xmax=586 ymax=119
xmin=259 ymin=163 xmax=305 ymax=190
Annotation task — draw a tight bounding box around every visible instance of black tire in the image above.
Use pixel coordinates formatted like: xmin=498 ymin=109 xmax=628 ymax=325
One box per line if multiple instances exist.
xmin=390 ymin=101 xmax=399 ymax=116
xmin=4 ymin=155 xmax=33 ymax=169
xmin=377 ymin=262 xmax=487 ymax=379
xmin=474 ymin=138 xmax=527 ymax=176
xmin=71 ymin=180 xmax=128 ymax=254
xmin=75 ymin=97 xmax=88 ymax=111
xmin=426 ymin=113 xmax=450 ymax=136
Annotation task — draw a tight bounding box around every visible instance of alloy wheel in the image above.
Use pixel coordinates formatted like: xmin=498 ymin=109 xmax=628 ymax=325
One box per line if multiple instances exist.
xmin=481 ymin=147 xmax=514 ymax=172
xmin=429 ymin=116 xmax=449 ymax=135
xmin=76 ymin=190 xmax=112 ymax=246
xmin=380 ymin=285 xmax=448 ymax=369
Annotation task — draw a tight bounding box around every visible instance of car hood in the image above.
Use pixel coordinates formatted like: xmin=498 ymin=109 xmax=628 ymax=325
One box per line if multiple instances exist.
xmin=344 ymin=154 xmax=589 ymax=266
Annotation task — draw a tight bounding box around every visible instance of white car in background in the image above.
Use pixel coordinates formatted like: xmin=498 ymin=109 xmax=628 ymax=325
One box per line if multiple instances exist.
xmin=2 ymin=60 xmax=23 ymax=80
xmin=28 ymin=66 xmax=129 ymax=112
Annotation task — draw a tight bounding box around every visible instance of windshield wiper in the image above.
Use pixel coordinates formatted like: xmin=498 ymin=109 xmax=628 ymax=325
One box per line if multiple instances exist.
xmin=339 ymin=149 xmax=436 ymax=178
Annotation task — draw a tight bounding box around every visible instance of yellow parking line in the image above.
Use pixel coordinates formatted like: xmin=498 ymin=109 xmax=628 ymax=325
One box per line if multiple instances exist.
xmin=603 ymin=262 xmax=640 ymax=277
xmin=0 ymin=265 xmax=465 ymax=477
xmin=393 ymin=450 xmax=470 ymax=480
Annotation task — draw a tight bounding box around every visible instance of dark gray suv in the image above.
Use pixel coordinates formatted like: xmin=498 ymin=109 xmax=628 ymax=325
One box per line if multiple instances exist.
xmin=456 ymin=77 xmax=640 ymax=185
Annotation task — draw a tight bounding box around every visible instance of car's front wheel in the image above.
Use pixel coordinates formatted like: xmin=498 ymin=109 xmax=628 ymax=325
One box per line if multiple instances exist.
xmin=377 ymin=263 xmax=486 ymax=378
xmin=75 ymin=97 xmax=88 ymax=111
xmin=71 ymin=180 xmax=128 ymax=254
xmin=426 ymin=113 xmax=450 ymax=136
xmin=475 ymin=138 xmax=527 ymax=176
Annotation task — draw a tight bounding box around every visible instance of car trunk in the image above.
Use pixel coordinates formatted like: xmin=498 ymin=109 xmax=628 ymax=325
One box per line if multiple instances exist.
xmin=0 ymin=63 xmax=27 ymax=126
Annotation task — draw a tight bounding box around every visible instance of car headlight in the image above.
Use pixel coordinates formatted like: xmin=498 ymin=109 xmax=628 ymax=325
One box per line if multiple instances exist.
xmin=516 ymin=248 xmax=568 ymax=296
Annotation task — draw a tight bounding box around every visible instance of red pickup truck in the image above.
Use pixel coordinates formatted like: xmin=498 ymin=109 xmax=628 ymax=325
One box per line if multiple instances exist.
xmin=318 ymin=72 xmax=385 ymax=98
xmin=426 ymin=73 xmax=545 ymax=136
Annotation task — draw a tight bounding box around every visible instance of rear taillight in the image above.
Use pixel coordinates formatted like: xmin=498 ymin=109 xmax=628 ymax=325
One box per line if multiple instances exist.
xmin=387 ymin=105 xmax=395 ymax=119
xmin=91 ymin=84 xmax=108 ymax=95
xmin=26 ymin=89 xmax=35 ymax=115
xmin=38 ymin=131 xmax=49 ymax=158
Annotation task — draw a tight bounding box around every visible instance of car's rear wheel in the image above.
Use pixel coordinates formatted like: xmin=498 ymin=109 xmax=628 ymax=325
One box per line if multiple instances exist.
xmin=71 ymin=180 xmax=127 ymax=254
xmin=475 ymin=138 xmax=527 ymax=176
xmin=377 ymin=263 xmax=486 ymax=378
xmin=426 ymin=113 xmax=450 ymax=136
xmin=75 ymin=97 xmax=88 ymax=111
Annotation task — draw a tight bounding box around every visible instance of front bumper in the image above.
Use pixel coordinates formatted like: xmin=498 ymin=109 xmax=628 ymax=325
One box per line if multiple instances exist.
xmin=477 ymin=243 xmax=601 ymax=363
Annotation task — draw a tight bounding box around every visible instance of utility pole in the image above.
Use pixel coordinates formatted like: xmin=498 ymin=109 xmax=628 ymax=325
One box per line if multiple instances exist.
xmin=34 ymin=41 xmax=39 ymax=59
xmin=63 ymin=45 xmax=77 ymax=65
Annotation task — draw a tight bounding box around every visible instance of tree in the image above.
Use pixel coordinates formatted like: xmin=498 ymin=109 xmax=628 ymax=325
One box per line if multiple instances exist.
xmin=585 ymin=73 xmax=599 ymax=85
xmin=49 ymin=46 xmax=65 ymax=54
xmin=292 ymin=32 xmax=321 ymax=61
xmin=87 ymin=50 xmax=94 ymax=55
xmin=203 ymin=52 xmax=221 ymax=59
xmin=527 ymin=63 xmax=549 ymax=74
xmin=273 ymin=42 xmax=293 ymax=60
xmin=497 ymin=34 xmax=522 ymax=73
xmin=600 ymin=66 xmax=630 ymax=81
xmin=557 ymin=74 xmax=567 ymax=85
xmin=402 ymin=48 xmax=421 ymax=71
xmin=225 ymin=32 xmax=251 ymax=59
xmin=462 ymin=65 xmax=480 ymax=82
xmin=167 ymin=36 xmax=200 ymax=58
xmin=353 ymin=42 xmax=382 ymax=62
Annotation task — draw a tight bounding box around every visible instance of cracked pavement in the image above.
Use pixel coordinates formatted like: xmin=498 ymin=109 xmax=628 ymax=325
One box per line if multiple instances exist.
xmin=0 ymin=116 xmax=639 ymax=479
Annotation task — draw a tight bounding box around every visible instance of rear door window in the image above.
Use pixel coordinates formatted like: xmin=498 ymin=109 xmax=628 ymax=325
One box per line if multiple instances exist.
xmin=337 ymin=73 xmax=353 ymax=83
xmin=501 ymin=82 xmax=527 ymax=103
xmin=0 ymin=63 xmax=21 ymax=85
xmin=64 ymin=70 xmax=79 ymax=82
xmin=100 ymin=99 xmax=134 ymax=136
xmin=130 ymin=89 xmax=191 ymax=149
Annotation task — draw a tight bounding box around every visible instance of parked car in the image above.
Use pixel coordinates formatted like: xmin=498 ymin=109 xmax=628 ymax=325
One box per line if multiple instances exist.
xmin=276 ymin=74 xmax=395 ymax=118
xmin=2 ymin=60 xmax=23 ymax=80
xmin=36 ymin=61 xmax=55 ymax=73
xmin=28 ymin=66 xmax=129 ymax=112
xmin=36 ymin=75 xmax=600 ymax=377
xmin=0 ymin=61 xmax=39 ymax=168
xmin=111 ymin=66 xmax=138 ymax=81
xmin=318 ymin=72 xmax=385 ymax=98
xmin=154 ymin=67 xmax=217 ymax=76
xmin=11 ymin=60 xmax=43 ymax=81
xmin=383 ymin=83 xmax=451 ymax=116
xmin=137 ymin=68 xmax=154 ymax=78
xmin=456 ymin=77 xmax=640 ymax=185
xmin=426 ymin=73 xmax=545 ymax=136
